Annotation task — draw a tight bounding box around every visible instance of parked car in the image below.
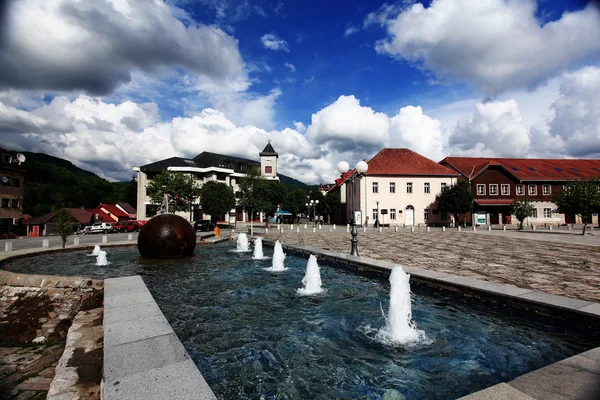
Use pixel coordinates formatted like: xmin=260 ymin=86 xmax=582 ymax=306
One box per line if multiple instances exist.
xmin=76 ymin=226 xmax=92 ymax=235
xmin=112 ymin=222 xmax=127 ymax=233
xmin=194 ymin=219 xmax=215 ymax=232
xmin=89 ymin=222 xmax=114 ymax=234
xmin=125 ymin=221 xmax=140 ymax=232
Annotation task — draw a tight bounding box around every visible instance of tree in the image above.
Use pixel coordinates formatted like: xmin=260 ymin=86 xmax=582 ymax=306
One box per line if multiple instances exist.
xmin=125 ymin=175 xmax=138 ymax=209
xmin=323 ymin=190 xmax=340 ymax=224
xmin=146 ymin=171 xmax=199 ymax=213
xmin=554 ymin=178 xmax=600 ymax=235
xmin=258 ymin=180 xmax=287 ymax=222
xmin=510 ymin=199 xmax=535 ymax=230
xmin=238 ymin=167 xmax=266 ymax=233
xmin=307 ymin=189 xmax=326 ymax=220
xmin=283 ymin=189 xmax=308 ymax=223
xmin=199 ymin=181 xmax=236 ymax=223
xmin=435 ymin=180 xmax=474 ymax=226
xmin=54 ymin=207 xmax=75 ymax=248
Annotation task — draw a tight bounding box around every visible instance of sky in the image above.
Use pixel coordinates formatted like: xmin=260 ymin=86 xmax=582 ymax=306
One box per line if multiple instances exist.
xmin=0 ymin=0 xmax=599 ymax=184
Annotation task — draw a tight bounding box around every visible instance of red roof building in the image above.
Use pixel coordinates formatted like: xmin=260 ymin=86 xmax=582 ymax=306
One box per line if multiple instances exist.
xmin=440 ymin=157 xmax=600 ymax=225
xmin=93 ymin=204 xmax=130 ymax=222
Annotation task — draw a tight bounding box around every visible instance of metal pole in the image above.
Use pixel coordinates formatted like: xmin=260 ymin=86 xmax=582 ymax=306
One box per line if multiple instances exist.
xmin=350 ymin=174 xmax=359 ymax=256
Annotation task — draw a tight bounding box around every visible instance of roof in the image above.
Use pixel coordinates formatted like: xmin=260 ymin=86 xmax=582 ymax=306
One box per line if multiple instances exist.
xmin=368 ymin=148 xmax=459 ymax=176
xmin=474 ymin=199 xmax=514 ymax=206
xmin=139 ymin=157 xmax=199 ymax=173
xmin=97 ymin=204 xmax=128 ymax=218
xmin=193 ymin=152 xmax=259 ymax=172
xmin=26 ymin=208 xmax=93 ymax=225
xmin=441 ymin=157 xmax=600 ymax=182
xmin=259 ymin=141 xmax=278 ymax=157
xmin=116 ymin=202 xmax=137 ymax=215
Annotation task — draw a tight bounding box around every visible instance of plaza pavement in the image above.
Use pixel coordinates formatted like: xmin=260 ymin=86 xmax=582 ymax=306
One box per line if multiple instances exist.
xmin=261 ymin=226 xmax=600 ymax=303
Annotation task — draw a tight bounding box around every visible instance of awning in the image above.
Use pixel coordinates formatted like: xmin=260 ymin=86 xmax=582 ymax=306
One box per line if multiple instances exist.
xmin=474 ymin=199 xmax=514 ymax=206
xmin=274 ymin=210 xmax=292 ymax=215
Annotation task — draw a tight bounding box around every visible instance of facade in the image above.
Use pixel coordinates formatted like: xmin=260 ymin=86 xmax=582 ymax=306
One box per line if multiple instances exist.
xmin=0 ymin=149 xmax=25 ymax=233
xmin=440 ymin=157 xmax=600 ymax=225
xmin=25 ymin=208 xmax=94 ymax=236
xmin=331 ymin=148 xmax=459 ymax=226
xmin=134 ymin=142 xmax=278 ymax=222
xmin=92 ymin=203 xmax=131 ymax=223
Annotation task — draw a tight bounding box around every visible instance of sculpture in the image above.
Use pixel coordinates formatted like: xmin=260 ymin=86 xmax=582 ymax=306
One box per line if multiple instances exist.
xmin=137 ymin=214 xmax=196 ymax=258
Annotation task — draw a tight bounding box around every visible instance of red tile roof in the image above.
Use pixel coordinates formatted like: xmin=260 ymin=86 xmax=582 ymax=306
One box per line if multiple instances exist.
xmin=26 ymin=208 xmax=93 ymax=225
xmin=441 ymin=157 xmax=600 ymax=181
xmin=98 ymin=204 xmax=129 ymax=218
xmin=368 ymin=148 xmax=459 ymax=176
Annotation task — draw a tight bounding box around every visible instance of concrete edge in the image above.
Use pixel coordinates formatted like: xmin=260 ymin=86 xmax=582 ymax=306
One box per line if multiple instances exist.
xmin=0 ymin=241 xmax=138 ymax=263
xmin=103 ymin=275 xmax=217 ymax=400
xmin=261 ymin=239 xmax=600 ymax=400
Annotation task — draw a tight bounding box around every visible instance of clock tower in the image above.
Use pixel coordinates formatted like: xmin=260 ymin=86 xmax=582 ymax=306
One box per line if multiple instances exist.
xmin=259 ymin=140 xmax=278 ymax=180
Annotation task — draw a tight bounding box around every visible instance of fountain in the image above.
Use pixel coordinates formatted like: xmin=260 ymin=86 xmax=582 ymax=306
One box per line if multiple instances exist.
xmin=252 ymin=238 xmax=268 ymax=259
xmin=235 ymin=233 xmax=250 ymax=252
xmin=264 ymin=240 xmax=286 ymax=271
xmin=95 ymin=250 xmax=110 ymax=266
xmin=376 ymin=266 xmax=427 ymax=345
xmin=88 ymin=245 xmax=101 ymax=256
xmin=297 ymin=255 xmax=323 ymax=295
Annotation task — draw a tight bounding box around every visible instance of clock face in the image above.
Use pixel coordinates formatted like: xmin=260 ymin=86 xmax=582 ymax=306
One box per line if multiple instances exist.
xmin=265 ymin=157 xmax=271 ymax=163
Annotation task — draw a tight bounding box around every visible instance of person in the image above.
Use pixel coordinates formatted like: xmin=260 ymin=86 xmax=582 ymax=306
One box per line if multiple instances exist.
xmin=365 ymin=216 xmax=369 ymax=227
xmin=319 ymin=215 xmax=324 ymax=224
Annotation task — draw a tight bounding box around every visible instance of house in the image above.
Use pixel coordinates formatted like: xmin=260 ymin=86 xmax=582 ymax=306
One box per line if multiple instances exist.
xmin=116 ymin=202 xmax=137 ymax=219
xmin=330 ymin=148 xmax=459 ymax=226
xmin=25 ymin=208 xmax=94 ymax=236
xmin=133 ymin=142 xmax=279 ymax=222
xmin=92 ymin=204 xmax=130 ymax=223
xmin=0 ymin=148 xmax=25 ymax=233
xmin=439 ymin=157 xmax=600 ymax=225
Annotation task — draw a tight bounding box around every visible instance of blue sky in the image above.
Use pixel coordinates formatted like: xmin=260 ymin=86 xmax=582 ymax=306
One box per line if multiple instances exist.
xmin=0 ymin=0 xmax=599 ymax=183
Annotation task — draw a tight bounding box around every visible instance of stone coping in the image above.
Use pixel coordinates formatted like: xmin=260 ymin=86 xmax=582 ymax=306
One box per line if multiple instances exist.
xmin=261 ymin=239 xmax=600 ymax=400
xmin=103 ymin=275 xmax=216 ymax=400
xmin=0 ymin=241 xmax=137 ymax=263
xmin=0 ymin=269 xmax=104 ymax=289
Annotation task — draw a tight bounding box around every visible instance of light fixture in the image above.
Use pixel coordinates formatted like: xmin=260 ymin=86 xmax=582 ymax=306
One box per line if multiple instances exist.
xmin=337 ymin=160 xmax=369 ymax=256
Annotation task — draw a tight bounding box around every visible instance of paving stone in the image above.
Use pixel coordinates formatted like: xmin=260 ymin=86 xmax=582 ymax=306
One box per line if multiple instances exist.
xmin=103 ymin=290 xmax=156 ymax=308
xmin=577 ymin=302 xmax=600 ymax=317
xmin=14 ymin=376 xmax=53 ymax=391
xmin=517 ymin=291 xmax=591 ymax=311
xmin=105 ymin=275 xmax=144 ymax=289
xmin=459 ymin=383 xmax=535 ymax=400
xmin=104 ymin=314 xmax=172 ymax=348
xmin=104 ymin=333 xmax=190 ymax=379
xmin=103 ymin=300 xmax=164 ymax=326
xmin=103 ymin=358 xmax=216 ymax=400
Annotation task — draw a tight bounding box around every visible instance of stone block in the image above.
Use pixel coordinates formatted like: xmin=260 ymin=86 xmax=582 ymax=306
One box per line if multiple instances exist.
xmin=104 ymin=301 xmax=164 ymax=325
xmin=5 ymin=242 xmax=12 ymax=252
xmin=576 ymin=302 xmax=600 ymax=317
xmin=459 ymin=383 xmax=535 ymax=400
xmin=103 ymin=291 xmax=157 ymax=309
xmin=104 ymin=314 xmax=173 ymax=348
xmin=517 ymin=291 xmax=591 ymax=311
xmin=102 ymin=235 xmax=108 ymax=243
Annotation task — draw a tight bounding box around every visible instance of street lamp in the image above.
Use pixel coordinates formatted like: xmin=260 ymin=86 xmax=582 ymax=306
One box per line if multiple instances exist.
xmin=309 ymin=199 xmax=319 ymax=225
xmin=337 ymin=160 xmax=368 ymax=256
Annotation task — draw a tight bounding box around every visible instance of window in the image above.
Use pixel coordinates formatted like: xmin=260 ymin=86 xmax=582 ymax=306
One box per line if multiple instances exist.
xmin=372 ymin=182 xmax=378 ymax=193
xmin=489 ymin=184 xmax=498 ymax=195
xmin=542 ymin=184 xmax=551 ymax=195
xmin=10 ymin=199 xmax=18 ymax=208
xmin=389 ymin=182 xmax=396 ymax=193
xmin=373 ymin=209 xmax=378 ymax=220
xmin=528 ymin=184 xmax=537 ymax=195
xmin=441 ymin=183 xmax=447 ymax=191
xmin=516 ymin=184 xmax=525 ymax=195
xmin=501 ymin=184 xmax=510 ymax=195
xmin=406 ymin=182 xmax=413 ymax=194
xmin=390 ymin=209 xmax=396 ymax=220
xmin=424 ymin=208 xmax=430 ymax=220
xmin=532 ymin=208 xmax=538 ymax=218
xmin=424 ymin=182 xmax=430 ymax=194
xmin=265 ymin=166 xmax=272 ymax=174
xmin=1 ymin=199 xmax=8 ymax=207
xmin=543 ymin=208 xmax=552 ymax=218
xmin=477 ymin=184 xmax=486 ymax=195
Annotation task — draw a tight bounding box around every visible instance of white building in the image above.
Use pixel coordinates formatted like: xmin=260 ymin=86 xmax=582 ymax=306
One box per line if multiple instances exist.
xmin=133 ymin=142 xmax=279 ymax=222
xmin=334 ymin=148 xmax=459 ymax=226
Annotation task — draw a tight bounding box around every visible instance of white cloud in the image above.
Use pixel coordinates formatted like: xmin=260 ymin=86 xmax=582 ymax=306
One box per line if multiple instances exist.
xmin=371 ymin=0 xmax=600 ymax=94
xmin=388 ymin=105 xmax=444 ymax=161
xmin=293 ymin=121 xmax=306 ymax=133
xmin=449 ymin=99 xmax=531 ymax=157
xmin=0 ymin=0 xmax=246 ymax=95
xmin=344 ymin=26 xmax=359 ymax=38
xmin=261 ymin=33 xmax=289 ymax=52
xmin=284 ymin=62 xmax=296 ymax=72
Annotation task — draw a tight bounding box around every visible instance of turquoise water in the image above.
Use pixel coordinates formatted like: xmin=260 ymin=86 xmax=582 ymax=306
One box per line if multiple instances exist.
xmin=3 ymin=244 xmax=597 ymax=399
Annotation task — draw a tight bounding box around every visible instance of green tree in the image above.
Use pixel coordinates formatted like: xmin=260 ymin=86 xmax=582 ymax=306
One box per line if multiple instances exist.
xmin=307 ymin=189 xmax=326 ymax=220
xmin=54 ymin=207 xmax=75 ymax=248
xmin=322 ymin=190 xmax=341 ymax=224
xmin=199 ymin=181 xmax=236 ymax=223
xmin=554 ymin=178 xmax=600 ymax=235
xmin=435 ymin=180 xmax=474 ymax=226
xmin=146 ymin=171 xmax=199 ymax=213
xmin=125 ymin=175 xmax=138 ymax=208
xmin=510 ymin=199 xmax=535 ymax=230
xmin=238 ymin=167 xmax=266 ymax=232
xmin=258 ymin=180 xmax=287 ymax=222
xmin=283 ymin=189 xmax=308 ymax=222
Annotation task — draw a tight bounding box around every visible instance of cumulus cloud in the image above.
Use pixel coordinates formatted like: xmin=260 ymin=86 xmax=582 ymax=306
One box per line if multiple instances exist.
xmin=388 ymin=105 xmax=444 ymax=161
xmin=370 ymin=0 xmax=600 ymax=94
xmin=449 ymin=99 xmax=531 ymax=157
xmin=284 ymin=62 xmax=296 ymax=72
xmin=261 ymin=33 xmax=289 ymax=52
xmin=0 ymin=0 xmax=245 ymax=95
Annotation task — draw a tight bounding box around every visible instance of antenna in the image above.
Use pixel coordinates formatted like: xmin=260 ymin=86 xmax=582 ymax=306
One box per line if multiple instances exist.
xmin=16 ymin=153 xmax=26 ymax=164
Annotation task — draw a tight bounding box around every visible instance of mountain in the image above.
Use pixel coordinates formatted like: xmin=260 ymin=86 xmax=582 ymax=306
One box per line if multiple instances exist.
xmin=19 ymin=152 xmax=100 ymax=179
xmin=278 ymin=173 xmax=310 ymax=190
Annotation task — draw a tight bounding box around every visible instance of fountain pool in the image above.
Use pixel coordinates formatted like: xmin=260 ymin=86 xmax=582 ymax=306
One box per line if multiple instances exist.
xmin=2 ymin=243 xmax=598 ymax=399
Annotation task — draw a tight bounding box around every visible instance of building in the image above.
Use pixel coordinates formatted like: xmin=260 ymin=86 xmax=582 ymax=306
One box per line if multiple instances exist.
xmin=92 ymin=203 xmax=132 ymax=223
xmin=133 ymin=142 xmax=279 ymax=222
xmin=25 ymin=208 xmax=94 ymax=236
xmin=440 ymin=157 xmax=600 ymax=225
xmin=0 ymin=149 xmax=25 ymax=233
xmin=330 ymin=148 xmax=459 ymax=226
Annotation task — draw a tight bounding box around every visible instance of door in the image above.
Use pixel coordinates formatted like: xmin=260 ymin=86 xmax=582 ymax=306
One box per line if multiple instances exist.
xmin=405 ymin=205 xmax=414 ymax=226
xmin=490 ymin=212 xmax=499 ymax=225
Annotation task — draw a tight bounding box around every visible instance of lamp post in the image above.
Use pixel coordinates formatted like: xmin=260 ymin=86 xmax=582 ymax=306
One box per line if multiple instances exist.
xmin=309 ymin=199 xmax=319 ymax=225
xmin=376 ymin=200 xmax=379 ymax=228
xmin=337 ymin=160 xmax=369 ymax=256
xmin=305 ymin=202 xmax=309 ymax=221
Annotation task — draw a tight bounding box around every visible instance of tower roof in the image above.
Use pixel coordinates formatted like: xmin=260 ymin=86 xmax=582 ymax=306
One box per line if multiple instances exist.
xmin=259 ymin=141 xmax=278 ymax=157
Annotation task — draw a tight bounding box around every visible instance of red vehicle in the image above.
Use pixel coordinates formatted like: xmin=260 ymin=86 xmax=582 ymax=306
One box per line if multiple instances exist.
xmin=125 ymin=221 xmax=140 ymax=232
xmin=112 ymin=222 xmax=127 ymax=233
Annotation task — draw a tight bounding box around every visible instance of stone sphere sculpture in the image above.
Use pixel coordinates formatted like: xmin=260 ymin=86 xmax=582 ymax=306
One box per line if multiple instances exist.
xmin=137 ymin=214 xmax=196 ymax=258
